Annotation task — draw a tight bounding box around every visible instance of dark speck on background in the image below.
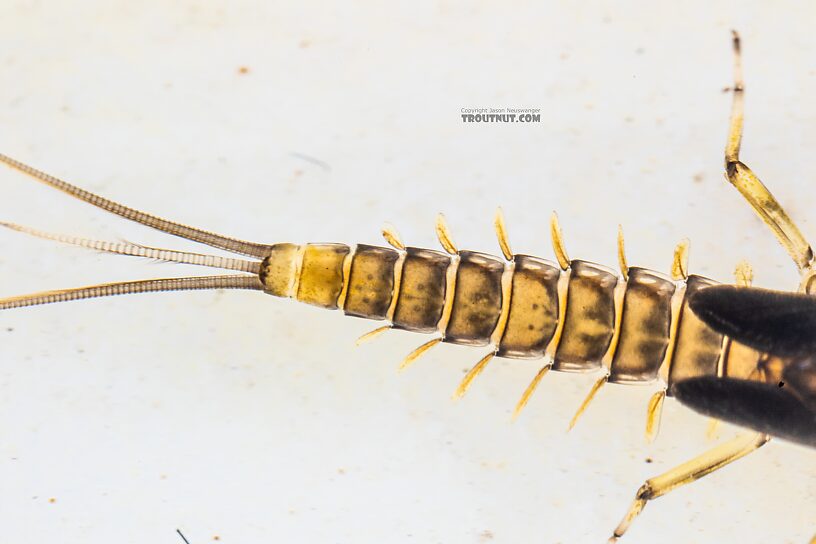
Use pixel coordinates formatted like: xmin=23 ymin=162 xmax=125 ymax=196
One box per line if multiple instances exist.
xmin=479 ymin=529 xmax=495 ymax=541
xmin=238 ymin=66 xmax=250 ymax=75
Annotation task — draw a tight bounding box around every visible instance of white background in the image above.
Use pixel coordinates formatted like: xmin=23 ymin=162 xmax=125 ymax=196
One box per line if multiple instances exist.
xmin=1 ymin=2 xmax=815 ymax=543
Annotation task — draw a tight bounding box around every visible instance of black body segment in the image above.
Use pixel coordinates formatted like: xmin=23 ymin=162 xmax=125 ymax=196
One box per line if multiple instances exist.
xmin=343 ymin=244 xmax=400 ymax=319
xmin=667 ymin=275 xmax=723 ymax=392
xmin=610 ymin=267 xmax=676 ymax=383
xmin=554 ymin=260 xmax=618 ymax=371
xmin=444 ymin=250 xmax=506 ymax=346
xmin=392 ymin=247 xmax=450 ymax=333
xmin=498 ymin=255 xmax=561 ymax=359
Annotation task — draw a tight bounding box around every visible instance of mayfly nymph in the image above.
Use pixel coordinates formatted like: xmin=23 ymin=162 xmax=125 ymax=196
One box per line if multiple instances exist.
xmin=1 ymin=32 xmax=813 ymax=541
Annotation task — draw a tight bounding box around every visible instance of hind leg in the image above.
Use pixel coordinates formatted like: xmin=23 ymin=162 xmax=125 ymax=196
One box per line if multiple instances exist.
xmin=724 ymin=31 xmax=814 ymax=279
xmin=609 ymin=433 xmax=769 ymax=542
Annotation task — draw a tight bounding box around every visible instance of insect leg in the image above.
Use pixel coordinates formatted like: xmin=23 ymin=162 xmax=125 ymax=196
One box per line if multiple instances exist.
xmin=609 ymin=432 xmax=770 ymax=542
xmin=723 ymin=32 xmax=814 ymax=274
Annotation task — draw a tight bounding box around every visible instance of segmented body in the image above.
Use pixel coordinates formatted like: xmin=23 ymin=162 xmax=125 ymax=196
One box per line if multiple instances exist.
xmin=259 ymin=240 xmax=780 ymax=393
xmin=1 ymin=28 xmax=812 ymax=543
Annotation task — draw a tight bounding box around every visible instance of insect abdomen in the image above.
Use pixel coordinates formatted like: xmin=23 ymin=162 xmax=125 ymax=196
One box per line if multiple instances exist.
xmin=667 ymin=275 xmax=724 ymax=388
xmin=553 ymin=260 xmax=618 ymax=371
xmin=609 ymin=267 xmax=676 ymax=383
xmin=261 ymin=241 xmax=748 ymax=389
xmin=444 ymin=250 xmax=506 ymax=346
xmin=497 ymin=255 xmax=560 ymax=359
xmin=343 ymin=244 xmax=400 ymax=319
xmin=391 ymin=247 xmax=450 ymax=332
xmin=297 ymin=243 xmax=350 ymax=309
xmin=259 ymin=243 xmax=301 ymax=298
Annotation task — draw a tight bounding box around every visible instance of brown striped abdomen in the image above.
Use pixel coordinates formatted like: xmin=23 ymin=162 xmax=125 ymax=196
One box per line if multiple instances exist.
xmin=608 ymin=268 xmax=675 ymax=384
xmin=553 ymin=260 xmax=618 ymax=371
xmin=444 ymin=251 xmax=505 ymax=346
xmin=259 ymin=242 xmax=768 ymax=390
xmin=668 ymin=275 xmax=724 ymax=387
xmin=343 ymin=244 xmax=399 ymax=319
xmin=497 ymin=255 xmax=560 ymax=358
xmin=391 ymin=247 xmax=450 ymax=332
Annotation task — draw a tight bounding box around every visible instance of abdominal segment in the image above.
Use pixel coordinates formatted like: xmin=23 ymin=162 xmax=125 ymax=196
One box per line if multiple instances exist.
xmin=260 ymin=242 xmax=756 ymax=387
